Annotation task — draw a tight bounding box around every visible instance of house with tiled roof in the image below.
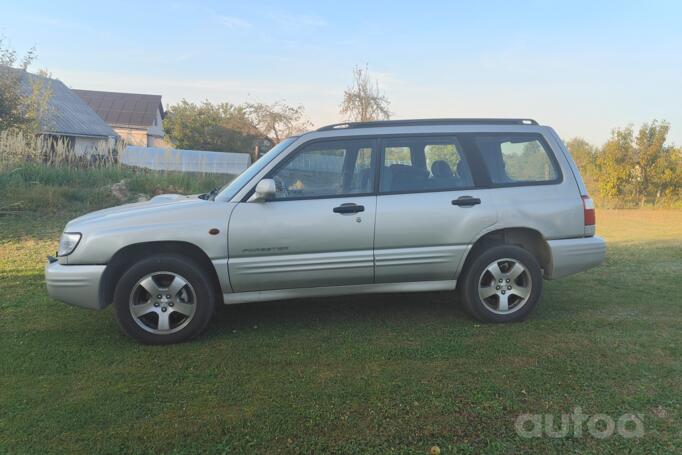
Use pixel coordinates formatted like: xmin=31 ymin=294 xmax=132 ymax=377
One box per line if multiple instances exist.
xmin=73 ymin=89 xmax=166 ymax=147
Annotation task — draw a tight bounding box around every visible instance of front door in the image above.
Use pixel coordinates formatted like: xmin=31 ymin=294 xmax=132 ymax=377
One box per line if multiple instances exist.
xmin=228 ymin=138 xmax=378 ymax=292
xmin=373 ymin=135 xmax=497 ymax=283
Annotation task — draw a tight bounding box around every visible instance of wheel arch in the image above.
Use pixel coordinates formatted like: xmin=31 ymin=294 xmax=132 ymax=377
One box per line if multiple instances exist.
xmin=99 ymin=241 xmax=222 ymax=309
xmin=457 ymin=227 xmax=551 ymax=283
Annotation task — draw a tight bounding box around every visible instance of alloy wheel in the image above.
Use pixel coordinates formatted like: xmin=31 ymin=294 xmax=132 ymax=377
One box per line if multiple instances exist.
xmin=477 ymin=258 xmax=533 ymax=314
xmin=129 ymin=271 xmax=197 ymax=334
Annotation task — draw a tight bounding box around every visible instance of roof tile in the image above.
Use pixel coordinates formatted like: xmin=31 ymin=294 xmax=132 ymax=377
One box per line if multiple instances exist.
xmin=73 ymin=89 xmax=163 ymax=128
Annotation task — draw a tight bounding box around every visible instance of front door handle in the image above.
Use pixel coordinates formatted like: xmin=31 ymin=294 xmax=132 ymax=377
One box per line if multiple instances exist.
xmin=333 ymin=203 xmax=365 ymax=214
xmin=451 ymin=196 xmax=481 ymax=207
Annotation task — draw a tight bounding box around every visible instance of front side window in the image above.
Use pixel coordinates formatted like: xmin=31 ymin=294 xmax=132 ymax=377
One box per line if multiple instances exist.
xmin=350 ymin=147 xmax=374 ymax=193
xmin=474 ymin=134 xmax=559 ymax=184
xmin=269 ymin=140 xmax=376 ymax=199
xmin=379 ymin=137 xmax=474 ymax=193
xmin=217 ymin=136 xmax=297 ymax=201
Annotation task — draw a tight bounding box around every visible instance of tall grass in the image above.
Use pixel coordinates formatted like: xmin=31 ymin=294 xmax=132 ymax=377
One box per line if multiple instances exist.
xmin=0 ymin=130 xmax=233 ymax=216
xmin=0 ymin=129 xmax=118 ymax=167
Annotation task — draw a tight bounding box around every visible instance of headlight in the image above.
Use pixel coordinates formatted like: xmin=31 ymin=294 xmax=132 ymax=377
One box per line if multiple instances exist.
xmin=58 ymin=232 xmax=82 ymax=256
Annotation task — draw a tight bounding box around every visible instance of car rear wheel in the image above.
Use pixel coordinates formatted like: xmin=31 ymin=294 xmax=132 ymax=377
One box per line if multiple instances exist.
xmin=460 ymin=245 xmax=543 ymax=322
xmin=113 ymin=254 xmax=215 ymax=344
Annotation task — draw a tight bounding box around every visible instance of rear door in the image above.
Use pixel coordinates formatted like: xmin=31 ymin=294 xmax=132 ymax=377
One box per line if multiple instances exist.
xmin=228 ymin=138 xmax=378 ymax=292
xmin=373 ymin=135 xmax=497 ymax=283
xmin=467 ymin=132 xmax=584 ymax=239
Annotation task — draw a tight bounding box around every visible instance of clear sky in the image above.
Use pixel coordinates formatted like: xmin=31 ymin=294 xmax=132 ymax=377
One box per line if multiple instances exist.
xmin=2 ymin=0 xmax=681 ymax=144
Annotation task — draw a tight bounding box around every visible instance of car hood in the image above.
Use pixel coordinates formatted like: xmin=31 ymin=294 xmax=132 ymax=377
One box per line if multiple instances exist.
xmin=66 ymin=194 xmax=207 ymax=230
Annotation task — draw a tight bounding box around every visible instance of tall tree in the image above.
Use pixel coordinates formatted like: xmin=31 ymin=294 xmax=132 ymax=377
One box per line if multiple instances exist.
xmin=651 ymin=145 xmax=682 ymax=205
xmin=245 ymin=101 xmax=311 ymax=144
xmin=657 ymin=146 xmax=682 ymax=204
xmin=163 ymin=100 xmax=258 ymax=153
xmin=597 ymin=126 xmax=636 ymax=202
xmin=23 ymin=68 xmax=55 ymax=132
xmin=339 ymin=64 xmax=391 ymax=122
xmin=566 ymin=137 xmax=598 ymax=174
xmin=632 ymin=121 xmax=670 ymax=206
xmin=595 ymin=121 xmax=680 ymax=206
xmin=0 ymin=37 xmax=36 ymax=132
xmin=566 ymin=137 xmax=599 ymax=196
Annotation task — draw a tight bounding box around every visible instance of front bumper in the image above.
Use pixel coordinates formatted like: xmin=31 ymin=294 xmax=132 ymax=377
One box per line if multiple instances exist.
xmin=546 ymin=236 xmax=606 ymax=279
xmin=45 ymin=261 xmax=106 ymax=310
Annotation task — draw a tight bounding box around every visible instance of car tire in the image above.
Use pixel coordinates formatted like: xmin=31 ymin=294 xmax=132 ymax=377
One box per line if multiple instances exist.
xmin=460 ymin=245 xmax=543 ymax=323
xmin=113 ymin=254 xmax=216 ymax=344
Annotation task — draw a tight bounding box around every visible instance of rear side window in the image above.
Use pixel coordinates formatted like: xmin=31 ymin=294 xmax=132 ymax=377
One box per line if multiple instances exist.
xmin=474 ymin=134 xmax=559 ymax=184
xmin=384 ymin=146 xmax=412 ymax=166
xmin=379 ymin=137 xmax=474 ymax=193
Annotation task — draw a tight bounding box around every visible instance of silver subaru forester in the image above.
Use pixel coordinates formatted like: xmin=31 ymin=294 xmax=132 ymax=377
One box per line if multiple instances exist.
xmin=45 ymin=119 xmax=606 ymax=344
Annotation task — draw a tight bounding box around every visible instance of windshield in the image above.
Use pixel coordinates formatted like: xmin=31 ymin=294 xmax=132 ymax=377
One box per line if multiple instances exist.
xmin=215 ymin=137 xmax=298 ymax=201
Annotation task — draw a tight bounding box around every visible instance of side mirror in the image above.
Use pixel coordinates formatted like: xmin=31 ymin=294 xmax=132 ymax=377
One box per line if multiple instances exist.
xmin=248 ymin=178 xmax=276 ymax=202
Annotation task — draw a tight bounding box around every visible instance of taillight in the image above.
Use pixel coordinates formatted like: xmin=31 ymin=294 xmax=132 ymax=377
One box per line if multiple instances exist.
xmin=582 ymin=195 xmax=595 ymax=226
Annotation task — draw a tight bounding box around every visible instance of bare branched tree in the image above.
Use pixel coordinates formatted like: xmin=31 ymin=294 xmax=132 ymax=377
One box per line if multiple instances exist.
xmin=245 ymin=101 xmax=311 ymax=144
xmin=339 ymin=64 xmax=391 ymax=122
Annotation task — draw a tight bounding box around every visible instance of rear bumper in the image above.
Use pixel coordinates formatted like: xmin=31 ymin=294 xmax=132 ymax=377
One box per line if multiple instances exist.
xmin=546 ymin=236 xmax=606 ymax=279
xmin=45 ymin=261 xmax=106 ymax=310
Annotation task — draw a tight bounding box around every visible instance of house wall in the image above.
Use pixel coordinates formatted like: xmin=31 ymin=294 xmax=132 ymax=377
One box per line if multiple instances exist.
xmin=114 ymin=107 xmax=166 ymax=148
xmin=73 ymin=136 xmax=111 ymax=156
xmin=147 ymin=135 xmax=172 ymax=148
xmin=147 ymin=108 xmax=165 ymax=137
xmin=114 ymin=127 xmax=148 ymax=147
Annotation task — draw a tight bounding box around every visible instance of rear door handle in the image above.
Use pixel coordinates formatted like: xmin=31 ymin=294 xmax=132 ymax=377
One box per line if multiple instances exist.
xmin=333 ymin=203 xmax=365 ymax=214
xmin=451 ymin=196 xmax=481 ymax=207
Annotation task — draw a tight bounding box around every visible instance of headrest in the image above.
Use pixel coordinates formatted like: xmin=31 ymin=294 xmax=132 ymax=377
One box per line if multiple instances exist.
xmin=431 ymin=160 xmax=453 ymax=178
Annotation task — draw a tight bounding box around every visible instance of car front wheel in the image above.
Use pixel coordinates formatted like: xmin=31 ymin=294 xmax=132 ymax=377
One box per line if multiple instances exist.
xmin=460 ymin=245 xmax=543 ymax=322
xmin=113 ymin=254 xmax=215 ymax=344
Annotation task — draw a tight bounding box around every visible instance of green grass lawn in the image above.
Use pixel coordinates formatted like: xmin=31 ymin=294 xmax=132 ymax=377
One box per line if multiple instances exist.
xmin=0 ymin=209 xmax=680 ymax=454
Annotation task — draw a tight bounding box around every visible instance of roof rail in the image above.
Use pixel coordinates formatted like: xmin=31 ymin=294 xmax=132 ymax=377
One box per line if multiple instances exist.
xmin=317 ymin=118 xmax=538 ymax=131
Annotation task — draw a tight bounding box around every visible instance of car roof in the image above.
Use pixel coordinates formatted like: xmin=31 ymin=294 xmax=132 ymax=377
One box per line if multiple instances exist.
xmin=297 ymin=118 xmax=551 ymax=142
xmin=317 ymin=118 xmax=538 ymax=131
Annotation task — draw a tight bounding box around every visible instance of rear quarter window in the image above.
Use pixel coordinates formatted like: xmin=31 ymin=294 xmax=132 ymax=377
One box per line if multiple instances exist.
xmin=474 ymin=134 xmax=560 ymax=185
